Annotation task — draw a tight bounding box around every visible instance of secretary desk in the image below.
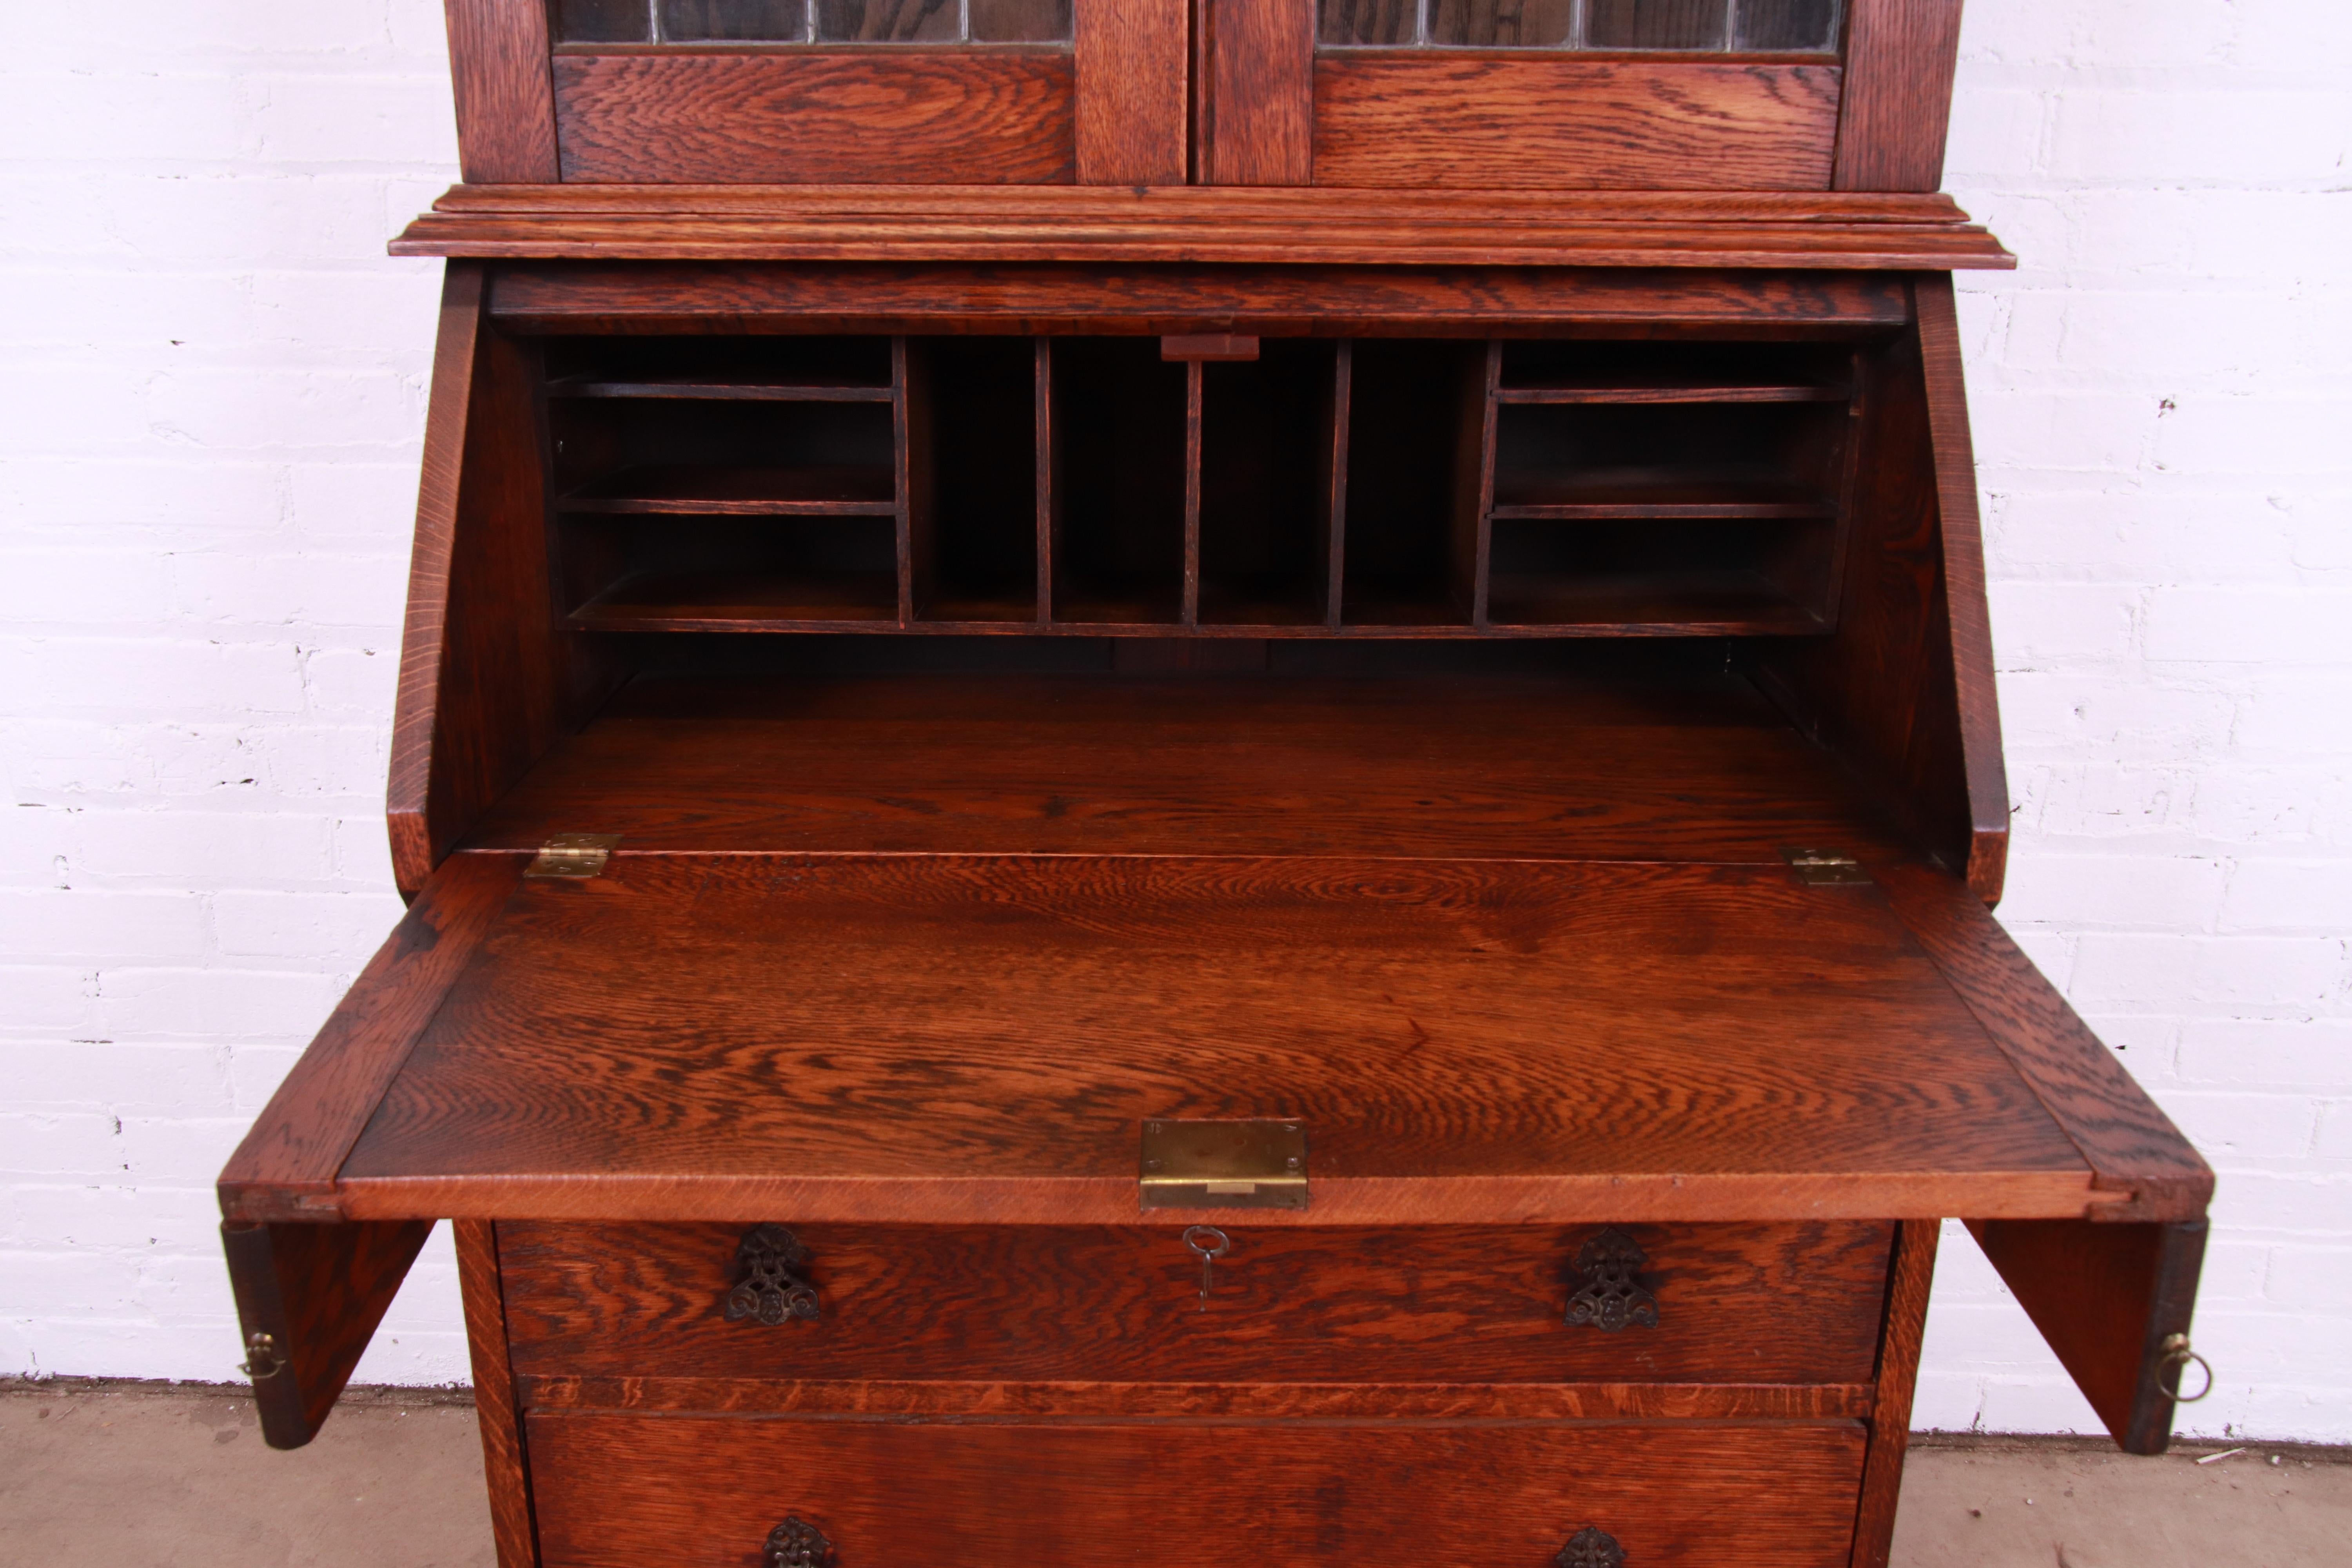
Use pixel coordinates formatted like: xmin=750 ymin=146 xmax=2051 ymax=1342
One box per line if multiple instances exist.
xmin=219 ymin=4 xmax=2216 ymax=1565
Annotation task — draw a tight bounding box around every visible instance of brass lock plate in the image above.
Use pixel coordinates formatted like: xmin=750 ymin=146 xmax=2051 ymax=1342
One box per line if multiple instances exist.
xmin=1140 ymin=1118 xmax=1308 ymax=1211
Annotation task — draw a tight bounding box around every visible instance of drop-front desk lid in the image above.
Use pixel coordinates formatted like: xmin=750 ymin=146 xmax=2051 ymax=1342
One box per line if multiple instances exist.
xmin=221 ymin=847 xmax=2207 ymax=1230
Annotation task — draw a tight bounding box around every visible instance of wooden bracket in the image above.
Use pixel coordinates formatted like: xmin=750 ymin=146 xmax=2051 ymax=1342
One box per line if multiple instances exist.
xmin=221 ymin=1218 xmax=436 ymax=1450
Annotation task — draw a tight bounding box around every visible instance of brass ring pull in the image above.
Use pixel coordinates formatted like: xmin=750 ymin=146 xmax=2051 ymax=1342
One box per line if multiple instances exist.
xmin=239 ymin=1331 xmax=283 ymax=1380
xmin=2157 ymin=1332 xmax=2213 ymax=1403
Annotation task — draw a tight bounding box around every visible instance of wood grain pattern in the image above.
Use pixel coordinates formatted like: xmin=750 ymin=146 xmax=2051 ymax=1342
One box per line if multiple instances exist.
xmin=1877 ymin=860 xmax=2213 ymax=1221
xmin=388 ymin=264 xmax=487 ymax=897
xmin=516 ymin=1375 xmax=1874 ymax=1420
xmin=552 ymin=53 xmax=1076 ymax=183
xmin=497 ymin=1221 xmax=1893 ymax=1385
xmin=1967 ymin=1218 xmax=2207 ymax=1456
xmin=1313 ymin=58 xmax=1840 ymax=189
xmin=1849 ymin=1218 xmax=1938 ymax=1568
xmin=1913 ymin=273 xmax=2011 ymax=902
xmin=525 ymin=1416 xmax=1868 ymax=1568
xmin=455 ymin=1220 xmax=538 ymax=1568
xmin=1203 ymin=0 xmax=1316 ymax=184
xmin=485 ymin=261 xmax=1916 ymax=336
xmin=221 ymin=1218 xmax=436 ymax=1449
xmin=443 ymin=0 xmax=560 ymax=183
xmin=392 ymin=184 xmax=2014 ymax=269
xmin=1746 ymin=316 xmax=1978 ymax=891
xmin=1075 ymin=0 xmax=1189 ymax=183
xmin=327 ymin=854 xmax=2097 ymax=1224
xmin=457 ymin=671 xmax=1918 ymax=862
xmin=217 ymin=853 xmax=523 ymax=1220
xmin=1833 ymin=0 xmax=1965 ymax=192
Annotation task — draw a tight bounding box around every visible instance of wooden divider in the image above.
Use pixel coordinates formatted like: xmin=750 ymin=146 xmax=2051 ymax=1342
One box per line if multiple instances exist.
xmin=550 ymin=332 xmax=1868 ymax=640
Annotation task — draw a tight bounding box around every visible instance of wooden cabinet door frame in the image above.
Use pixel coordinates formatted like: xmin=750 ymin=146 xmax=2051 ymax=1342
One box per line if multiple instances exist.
xmin=443 ymin=0 xmax=1191 ymax=185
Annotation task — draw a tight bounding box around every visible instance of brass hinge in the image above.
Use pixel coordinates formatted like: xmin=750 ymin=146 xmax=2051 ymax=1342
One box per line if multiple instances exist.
xmin=526 ymin=833 xmax=622 ymax=879
xmin=1781 ymin=846 xmax=1870 ymax=886
xmin=1140 ymin=1118 xmax=1308 ymax=1210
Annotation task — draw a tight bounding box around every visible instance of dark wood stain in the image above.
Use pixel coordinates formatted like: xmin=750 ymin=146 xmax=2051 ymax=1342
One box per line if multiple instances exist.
xmin=329 ymin=855 xmax=2089 ymax=1221
xmin=525 ymin=1416 xmax=1869 ymax=1568
xmin=457 ymin=671 xmax=1918 ymax=860
xmin=1314 ymin=58 xmax=1841 ymax=190
xmin=552 ymin=53 xmax=1077 ymax=184
xmin=497 ymin=1220 xmax=1893 ymax=1385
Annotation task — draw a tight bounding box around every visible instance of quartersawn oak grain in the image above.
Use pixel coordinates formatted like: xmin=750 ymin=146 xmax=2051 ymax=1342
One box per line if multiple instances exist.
xmin=1202 ymin=0 xmax=1316 ymax=185
xmin=516 ymin=1376 xmax=1874 ymax=1421
xmin=524 ymin=1417 xmax=1869 ymax=1568
xmin=1849 ymin=1217 xmax=1938 ymax=1568
xmin=217 ymin=852 xmax=523 ymax=1218
xmin=1314 ymin=58 xmax=1840 ymax=190
xmin=442 ymin=0 xmax=559 ymax=183
xmin=454 ymin=1220 xmax=536 ymax=1568
xmin=1876 ymin=860 xmax=2213 ymax=1221
xmin=221 ymin=1217 xmax=437 ymax=1450
xmin=1913 ymin=273 xmax=2012 ymax=901
xmin=1074 ymin=0 xmax=1188 ymax=184
xmin=497 ymin=1220 xmax=1894 ymax=1387
xmin=329 ymin=854 xmax=2094 ymax=1223
xmin=389 ymin=185 xmax=2015 ymax=269
xmin=480 ymin=261 xmax=1922 ymax=335
xmin=1967 ymin=1217 xmax=2207 ymax=1457
xmin=552 ymin=53 xmax=1077 ymax=184
xmin=455 ymin=671 xmax=1920 ymax=862
xmin=1833 ymin=0 xmax=1965 ymax=192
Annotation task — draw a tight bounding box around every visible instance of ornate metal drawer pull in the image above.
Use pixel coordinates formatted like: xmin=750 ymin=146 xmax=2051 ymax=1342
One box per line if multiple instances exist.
xmin=765 ymin=1515 xmax=835 ymax=1568
xmin=1555 ymin=1525 xmax=1624 ymax=1568
xmin=724 ymin=1224 xmax=820 ymax=1325
xmin=1564 ymin=1228 xmax=1659 ymax=1332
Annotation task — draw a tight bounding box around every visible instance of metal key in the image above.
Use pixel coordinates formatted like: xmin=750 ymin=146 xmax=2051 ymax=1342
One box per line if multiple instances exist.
xmin=1182 ymin=1225 xmax=1230 ymax=1312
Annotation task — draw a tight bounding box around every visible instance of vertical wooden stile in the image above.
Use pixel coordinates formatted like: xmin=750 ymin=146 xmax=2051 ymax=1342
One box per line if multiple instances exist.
xmin=1076 ymin=0 xmax=1191 ymax=185
xmin=1833 ymin=0 xmax=1965 ymax=192
xmin=891 ymin=337 xmax=917 ymax=625
xmin=1198 ymin=0 xmax=1316 ymax=185
xmin=443 ymin=0 xmax=560 ymax=183
xmin=1181 ymin=358 xmax=1204 ymax=626
xmin=456 ymin=1220 xmax=540 ymax=1568
xmin=1034 ymin=338 xmax=1055 ymax=624
xmin=1323 ymin=340 xmax=1352 ymax=629
xmin=1819 ymin=345 xmax=1871 ymax=628
xmin=900 ymin=338 xmax=938 ymax=625
xmin=1848 ymin=1219 xmax=1940 ymax=1568
xmin=1451 ymin=341 xmax=1500 ymax=627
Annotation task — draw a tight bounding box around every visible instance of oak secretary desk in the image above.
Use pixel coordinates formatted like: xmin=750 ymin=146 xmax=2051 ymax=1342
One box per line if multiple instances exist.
xmin=219 ymin=4 xmax=2214 ymax=1566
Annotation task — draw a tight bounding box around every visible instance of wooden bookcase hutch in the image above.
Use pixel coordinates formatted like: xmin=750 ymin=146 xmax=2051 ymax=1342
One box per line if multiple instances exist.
xmin=221 ymin=5 xmax=2213 ymax=1567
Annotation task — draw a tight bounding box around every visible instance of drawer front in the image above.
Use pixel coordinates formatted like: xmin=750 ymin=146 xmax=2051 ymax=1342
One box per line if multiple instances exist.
xmin=499 ymin=1220 xmax=1891 ymax=1387
xmin=528 ymin=1414 xmax=1867 ymax=1568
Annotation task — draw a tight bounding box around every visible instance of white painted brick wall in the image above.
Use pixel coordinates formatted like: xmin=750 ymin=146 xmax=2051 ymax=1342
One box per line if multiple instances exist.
xmin=0 ymin=1 xmax=2345 ymax=1441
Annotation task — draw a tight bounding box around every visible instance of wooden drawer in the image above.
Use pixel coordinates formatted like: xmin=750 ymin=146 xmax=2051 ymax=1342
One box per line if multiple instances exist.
xmin=499 ymin=1220 xmax=1892 ymax=1398
xmin=526 ymin=1413 xmax=1868 ymax=1568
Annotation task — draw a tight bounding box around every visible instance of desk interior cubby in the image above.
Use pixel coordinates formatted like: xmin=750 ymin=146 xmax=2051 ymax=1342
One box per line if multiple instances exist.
xmin=540 ymin=331 xmax=1868 ymax=639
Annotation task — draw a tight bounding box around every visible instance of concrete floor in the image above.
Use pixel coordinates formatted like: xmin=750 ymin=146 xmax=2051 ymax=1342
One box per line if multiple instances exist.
xmin=3 ymin=1381 xmax=2345 ymax=1567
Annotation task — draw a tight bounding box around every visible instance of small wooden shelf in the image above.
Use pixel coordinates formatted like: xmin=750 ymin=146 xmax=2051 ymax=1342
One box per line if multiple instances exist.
xmin=1486 ymin=570 xmax=1822 ymax=635
xmin=1488 ymin=473 xmax=1838 ymax=520
xmin=559 ymin=464 xmax=898 ymax=516
xmin=570 ymin=569 xmax=900 ymax=630
xmin=1494 ymin=377 xmax=1850 ymax=406
xmin=547 ymin=372 xmax=895 ymax=403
